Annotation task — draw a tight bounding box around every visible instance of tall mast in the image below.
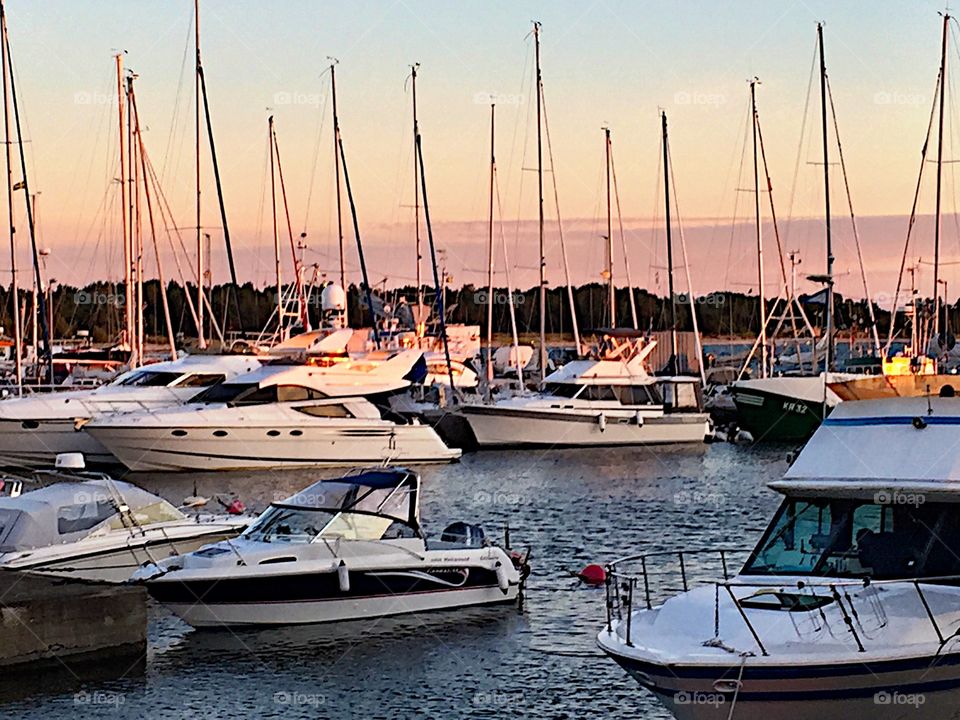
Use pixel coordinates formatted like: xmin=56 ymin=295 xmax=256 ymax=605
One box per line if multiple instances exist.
xmin=486 ymin=102 xmax=495 ymax=392
xmin=127 ymin=72 xmax=141 ymax=367
xmin=4 ymin=17 xmax=49 ymax=383
xmin=818 ymin=22 xmax=834 ymax=372
xmin=1 ymin=2 xmax=20 ymax=391
xmin=751 ymin=79 xmax=767 ymax=378
xmin=331 ymin=61 xmax=346 ymax=304
xmin=662 ymin=111 xmax=678 ymax=374
xmin=268 ymin=116 xmax=283 ymax=335
xmin=534 ymin=21 xmax=546 ymax=384
xmin=194 ymin=0 xmax=205 ymax=348
xmin=934 ymin=14 xmax=949 ymax=341
xmin=115 ymin=53 xmax=132 ymax=356
xmin=411 ymin=63 xmax=422 ymax=309
xmin=605 ymin=126 xmax=615 ymax=328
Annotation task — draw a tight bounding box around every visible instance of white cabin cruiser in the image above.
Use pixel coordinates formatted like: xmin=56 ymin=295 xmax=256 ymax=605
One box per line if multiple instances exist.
xmin=0 ymin=354 xmax=261 ymax=467
xmin=0 ymin=457 xmax=246 ymax=582
xmin=134 ymin=468 xmax=528 ymax=626
xmin=459 ymin=337 xmax=710 ymax=447
xmin=84 ymin=359 xmax=460 ymax=472
xmin=598 ymin=396 xmax=960 ymax=720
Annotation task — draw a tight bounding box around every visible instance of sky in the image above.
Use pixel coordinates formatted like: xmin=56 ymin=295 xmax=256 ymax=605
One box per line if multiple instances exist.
xmin=2 ymin=0 xmax=959 ymax=308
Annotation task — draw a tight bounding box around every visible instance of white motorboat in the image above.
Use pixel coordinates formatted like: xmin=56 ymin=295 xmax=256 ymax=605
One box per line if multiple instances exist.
xmin=0 ymin=456 xmax=246 ymax=583
xmin=0 ymin=354 xmax=261 ymax=467
xmin=134 ymin=468 xmax=528 ymax=626
xmin=459 ymin=337 xmax=710 ymax=447
xmin=84 ymin=360 xmax=461 ymax=472
xmin=598 ymin=395 xmax=960 ymax=719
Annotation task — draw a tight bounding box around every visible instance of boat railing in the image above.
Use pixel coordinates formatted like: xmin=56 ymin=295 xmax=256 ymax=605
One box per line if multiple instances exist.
xmin=605 ymin=547 xmax=749 ymax=636
xmin=606 ymin=551 xmax=960 ymax=657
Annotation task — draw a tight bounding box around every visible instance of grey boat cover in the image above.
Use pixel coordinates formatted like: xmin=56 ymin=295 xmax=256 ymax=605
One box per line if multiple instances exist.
xmin=0 ymin=480 xmax=181 ymax=551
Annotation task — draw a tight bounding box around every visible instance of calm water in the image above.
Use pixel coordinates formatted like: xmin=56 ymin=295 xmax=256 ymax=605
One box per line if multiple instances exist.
xmin=0 ymin=443 xmax=789 ymax=719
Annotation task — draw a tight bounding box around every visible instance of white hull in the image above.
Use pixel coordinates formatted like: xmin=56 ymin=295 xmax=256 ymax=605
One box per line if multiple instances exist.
xmin=162 ymin=585 xmax=518 ymax=627
xmin=461 ymin=406 xmax=710 ymax=447
xmin=87 ymin=423 xmax=461 ymax=472
xmin=0 ymin=418 xmax=115 ymax=466
xmin=1 ymin=528 xmax=241 ymax=583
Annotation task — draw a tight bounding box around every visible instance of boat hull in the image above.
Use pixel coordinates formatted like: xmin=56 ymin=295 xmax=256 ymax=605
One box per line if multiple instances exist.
xmin=2 ymin=528 xmax=242 ymax=583
xmin=730 ymin=387 xmax=826 ymax=442
xmin=147 ymin=566 xmax=517 ymax=626
xmin=460 ymin=405 xmax=710 ymax=447
xmin=601 ymin=637 xmax=960 ymax=720
xmin=0 ymin=418 xmax=116 ymax=467
xmin=86 ymin=423 xmax=461 ymax=472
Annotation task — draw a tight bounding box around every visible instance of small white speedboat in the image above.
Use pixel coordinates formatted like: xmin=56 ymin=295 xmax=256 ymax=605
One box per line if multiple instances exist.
xmin=134 ymin=468 xmax=529 ymax=627
xmin=0 ymin=456 xmax=247 ymax=583
xmin=597 ymin=396 xmax=960 ymax=720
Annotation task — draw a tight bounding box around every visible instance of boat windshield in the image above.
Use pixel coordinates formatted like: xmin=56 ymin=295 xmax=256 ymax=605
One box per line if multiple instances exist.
xmin=243 ymin=481 xmax=418 ymax=543
xmin=743 ymin=497 xmax=960 ymax=581
xmin=242 ymin=506 xmax=413 ymax=543
xmin=189 ymin=383 xmax=328 ymax=406
xmin=116 ymin=370 xmax=182 ymax=387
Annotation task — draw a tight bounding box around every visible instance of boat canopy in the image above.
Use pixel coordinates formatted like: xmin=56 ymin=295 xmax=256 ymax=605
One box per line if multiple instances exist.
xmin=0 ymin=480 xmax=183 ymax=552
xmin=275 ymin=468 xmax=420 ymax=527
xmin=780 ymin=397 xmax=960 ymax=492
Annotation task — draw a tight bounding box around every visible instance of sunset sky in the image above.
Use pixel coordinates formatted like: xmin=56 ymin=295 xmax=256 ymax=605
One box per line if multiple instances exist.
xmin=3 ymin=0 xmax=959 ymax=308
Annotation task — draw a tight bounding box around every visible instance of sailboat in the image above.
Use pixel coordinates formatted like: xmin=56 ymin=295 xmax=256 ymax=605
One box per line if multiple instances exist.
xmin=729 ymin=26 xmax=861 ymax=442
xmin=460 ymin=27 xmax=708 ymax=448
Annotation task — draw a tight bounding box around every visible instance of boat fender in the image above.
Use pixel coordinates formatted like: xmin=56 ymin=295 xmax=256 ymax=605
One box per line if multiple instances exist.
xmin=577 ymin=563 xmax=606 ymax=587
xmin=495 ymin=560 xmax=509 ymax=594
xmin=337 ymin=560 xmax=350 ymax=592
xmin=912 ymin=416 xmax=927 ymax=430
xmin=598 ymin=413 xmax=606 ymax=432
xmin=634 ymin=411 xmax=643 ymax=426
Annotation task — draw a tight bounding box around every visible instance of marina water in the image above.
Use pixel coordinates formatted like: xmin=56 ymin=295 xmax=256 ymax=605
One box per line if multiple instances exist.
xmin=0 ymin=443 xmax=787 ymax=719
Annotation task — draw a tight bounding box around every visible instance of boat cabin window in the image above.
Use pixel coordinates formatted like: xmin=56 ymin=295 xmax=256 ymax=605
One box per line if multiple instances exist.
xmin=57 ymin=500 xmax=116 ymax=535
xmin=583 ymin=385 xmax=618 ymax=401
xmin=658 ymin=381 xmax=700 ymax=410
xmin=616 ymin=385 xmax=658 ymax=405
xmin=190 ymin=382 xmax=327 ymax=406
xmin=545 ymin=383 xmax=583 ymax=399
xmin=743 ymin=497 xmax=960 ymax=581
xmin=117 ymin=370 xmax=182 ymax=388
xmin=294 ymin=404 xmax=353 ymax=418
xmin=175 ymin=373 xmax=227 ymax=388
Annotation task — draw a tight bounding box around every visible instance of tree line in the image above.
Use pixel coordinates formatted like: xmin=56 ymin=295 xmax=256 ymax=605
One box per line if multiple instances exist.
xmin=0 ymin=279 xmax=913 ymax=344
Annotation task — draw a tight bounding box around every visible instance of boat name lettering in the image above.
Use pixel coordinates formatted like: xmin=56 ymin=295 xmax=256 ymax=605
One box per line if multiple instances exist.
xmin=782 ymin=401 xmax=808 ymax=414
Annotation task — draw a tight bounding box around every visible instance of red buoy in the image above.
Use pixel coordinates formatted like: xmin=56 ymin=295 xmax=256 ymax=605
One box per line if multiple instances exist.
xmin=578 ymin=563 xmax=606 ymax=586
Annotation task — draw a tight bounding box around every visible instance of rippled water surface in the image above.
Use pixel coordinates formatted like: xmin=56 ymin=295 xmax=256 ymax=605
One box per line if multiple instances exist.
xmin=1 ymin=443 xmax=789 ymax=719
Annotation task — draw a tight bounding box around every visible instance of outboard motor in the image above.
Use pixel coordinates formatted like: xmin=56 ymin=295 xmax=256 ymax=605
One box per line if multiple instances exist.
xmin=440 ymin=522 xmax=485 ymax=548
